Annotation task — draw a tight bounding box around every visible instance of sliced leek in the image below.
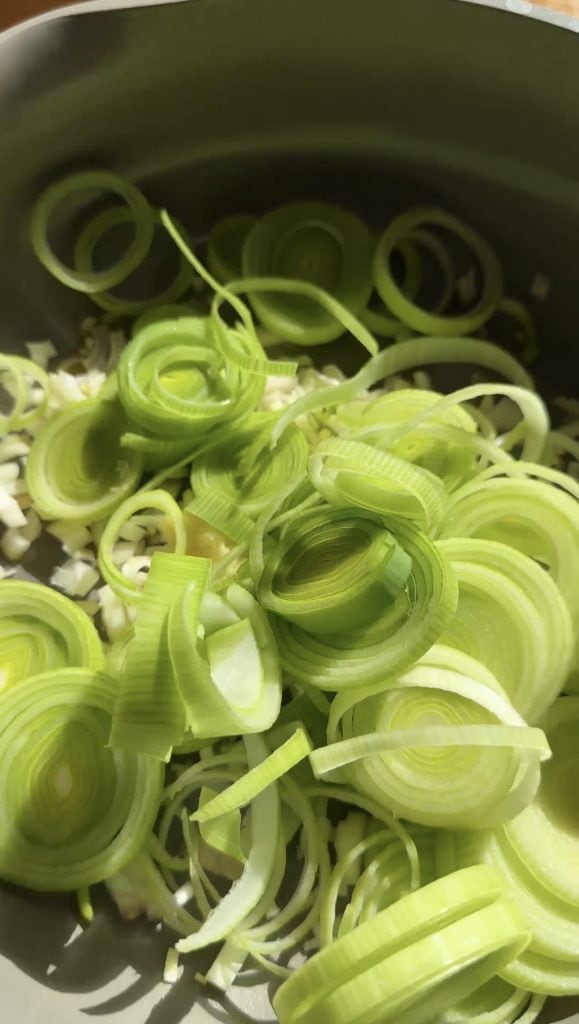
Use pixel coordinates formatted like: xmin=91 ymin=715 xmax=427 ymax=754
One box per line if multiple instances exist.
xmin=0 ymin=668 xmax=164 ymax=890
xmin=242 ymin=202 xmax=373 ymax=345
xmin=0 ymin=579 xmax=103 ymax=688
xmin=26 ymin=398 xmax=143 ymax=524
xmin=373 ymin=208 xmax=503 ymax=336
xmin=30 ymin=170 xmax=155 ymax=293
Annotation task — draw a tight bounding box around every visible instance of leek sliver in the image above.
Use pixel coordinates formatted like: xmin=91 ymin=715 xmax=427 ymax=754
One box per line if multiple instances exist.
xmin=198 ymin=786 xmax=245 ymax=865
xmin=168 ymin=581 xmax=281 ymax=736
xmin=176 ymin=733 xmax=281 ymax=953
xmin=271 ymin=336 xmax=532 ymax=445
xmin=192 ymin=727 xmax=312 ymax=823
xmin=109 ymin=553 xmax=210 ymax=760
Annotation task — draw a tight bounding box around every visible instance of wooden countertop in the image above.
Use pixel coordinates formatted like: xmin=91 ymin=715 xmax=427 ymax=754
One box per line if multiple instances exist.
xmin=1 ymin=0 xmax=578 ymax=31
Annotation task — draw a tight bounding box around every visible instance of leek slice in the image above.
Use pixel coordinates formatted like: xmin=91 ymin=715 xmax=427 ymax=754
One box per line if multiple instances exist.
xmin=373 ymin=208 xmax=503 ymax=336
xmin=26 ymin=398 xmax=143 ymax=524
xmin=446 ymin=826 xmax=579 ymax=995
xmin=109 ymin=553 xmax=210 ymax=760
xmin=0 ymin=579 xmax=103 ymax=688
xmin=362 ymin=229 xmax=454 ymax=338
xmin=117 ymin=314 xmax=263 ymax=439
xmin=321 ymin=646 xmax=547 ymax=828
xmin=30 ymin=170 xmax=155 ymax=293
xmin=207 ymin=214 xmax=258 ymax=283
xmin=273 ymin=865 xmax=515 ymax=1024
xmin=242 ymin=202 xmax=373 ymax=344
xmin=168 ymin=581 xmax=281 ymax=736
xmin=270 ymin=517 xmax=457 ymax=690
xmin=307 ymin=899 xmax=527 ymax=1024
xmin=258 ymin=507 xmax=413 ymax=634
xmin=438 ymin=539 xmax=573 ymax=722
xmin=73 ymin=206 xmax=193 ymax=315
xmin=0 ymin=668 xmax=163 ymax=890
xmin=438 ymin=472 xmax=579 ymax=649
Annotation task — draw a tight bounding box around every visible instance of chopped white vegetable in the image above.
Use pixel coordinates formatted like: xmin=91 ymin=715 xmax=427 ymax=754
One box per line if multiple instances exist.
xmin=530 ymin=272 xmax=550 ymax=301
xmin=0 ymin=436 xmax=30 ymax=462
xmin=51 ymin=559 xmax=100 ymax=598
xmin=47 ymin=522 xmax=93 ymax=556
xmin=0 ymin=488 xmax=27 ymax=528
xmin=25 ymin=340 xmax=57 ymax=370
xmin=1 ymin=530 xmax=31 ymax=562
xmin=97 ymin=584 xmax=135 ymax=641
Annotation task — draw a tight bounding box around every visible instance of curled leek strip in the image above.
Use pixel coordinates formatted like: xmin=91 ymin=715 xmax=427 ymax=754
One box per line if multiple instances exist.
xmin=271 ymin=336 xmax=533 ymax=446
xmin=73 ymin=206 xmax=193 ymax=315
xmin=373 ymin=207 xmax=503 ymax=336
xmin=168 ymin=581 xmax=282 ymax=737
xmin=190 ymin=424 xmax=309 ymax=518
xmin=30 ymin=170 xmax=155 ymax=293
xmin=191 ymin=727 xmax=312 ymax=824
xmin=0 ymin=668 xmax=164 ymax=890
xmin=109 ymin=553 xmax=211 ymax=760
xmin=362 ymin=228 xmax=455 ymax=338
xmin=207 ymin=214 xmax=258 ymax=283
xmin=273 ymin=865 xmax=518 ymax=1024
xmin=242 ymin=201 xmax=373 ymax=345
xmin=176 ymin=734 xmax=281 ymax=953
xmin=308 ymin=437 xmax=447 ymax=533
xmin=270 ymin=517 xmax=458 ymax=690
xmin=25 ymin=398 xmax=143 ymax=524
xmin=257 ymin=507 xmax=413 ymax=634
xmin=0 ymin=579 xmax=104 ymax=687
xmin=0 ymin=355 xmax=50 ymax=435
xmin=117 ymin=314 xmax=263 ymax=439
xmin=98 ymin=489 xmax=187 ymax=604
xmin=438 ymin=538 xmax=574 ymax=723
